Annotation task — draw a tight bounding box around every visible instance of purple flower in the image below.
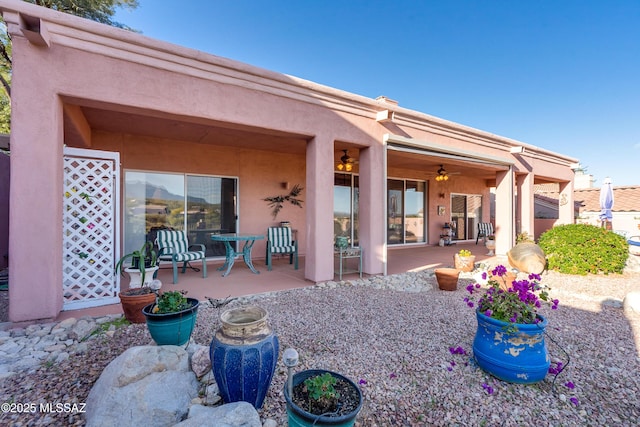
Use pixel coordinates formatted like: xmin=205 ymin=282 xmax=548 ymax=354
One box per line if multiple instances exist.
xmin=450 ymin=361 xmax=456 ymax=367
xmin=548 ymin=361 xmax=564 ymax=375
xmin=358 ymin=379 xmax=367 ymax=385
xmin=484 ymin=309 xmax=493 ymax=317
xmin=481 ymin=383 xmax=494 ymax=395
xmin=389 ymin=372 xmax=397 ymax=379
xmin=449 ymin=346 xmax=467 ymax=355
xmin=447 ymin=366 xmax=453 ymax=372
xmin=564 ymin=381 xmax=575 ymax=390
xmin=570 ymin=397 xmax=579 ymax=406
xmin=491 ymin=265 xmax=507 ymax=277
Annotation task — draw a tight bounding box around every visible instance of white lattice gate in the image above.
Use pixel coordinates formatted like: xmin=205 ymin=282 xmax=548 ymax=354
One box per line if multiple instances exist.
xmin=63 ymin=148 xmax=120 ymax=310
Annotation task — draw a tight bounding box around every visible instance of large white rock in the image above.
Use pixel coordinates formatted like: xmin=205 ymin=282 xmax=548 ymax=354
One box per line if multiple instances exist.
xmin=507 ymin=243 xmax=546 ymax=274
xmin=85 ymin=345 xmax=198 ymax=427
xmin=175 ymin=402 xmax=261 ymax=427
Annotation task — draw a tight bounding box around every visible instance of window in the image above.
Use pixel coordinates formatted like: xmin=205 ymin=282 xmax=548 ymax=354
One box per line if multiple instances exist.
xmin=334 ymin=173 xmax=359 ymax=247
xmin=123 ymin=171 xmax=237 ymax=257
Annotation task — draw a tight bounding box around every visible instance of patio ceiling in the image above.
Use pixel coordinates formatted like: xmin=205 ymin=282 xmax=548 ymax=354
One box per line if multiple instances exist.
xmin=62 ymin=101 xmax=559 ymax=185
xmin=63 ymin=102 xmax=309 ymax=154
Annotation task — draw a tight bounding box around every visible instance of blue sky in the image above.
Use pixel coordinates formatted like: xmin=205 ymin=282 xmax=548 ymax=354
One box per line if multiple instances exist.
xmin=115 ymin=0 xmax=639 ymax=187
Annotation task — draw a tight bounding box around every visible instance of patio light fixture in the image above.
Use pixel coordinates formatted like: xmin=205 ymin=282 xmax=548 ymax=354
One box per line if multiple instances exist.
xmin=435 ymin=165 xmax=449 ymax=182
xmin=336 ymin=150 xmax=354 ymax=172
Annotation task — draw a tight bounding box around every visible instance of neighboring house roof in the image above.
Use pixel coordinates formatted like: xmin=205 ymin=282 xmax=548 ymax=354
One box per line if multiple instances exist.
xmin=574 ymin=186 xmax=640 ymax=213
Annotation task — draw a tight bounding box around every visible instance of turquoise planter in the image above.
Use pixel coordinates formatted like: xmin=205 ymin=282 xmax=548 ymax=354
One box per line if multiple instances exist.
xmin=143 ymin=298 xmax=199 ymax=346
xmin=473 ymin=310 xmax=550 ymax=384
xmin=284 ymin=369 xmax=363 ymax=427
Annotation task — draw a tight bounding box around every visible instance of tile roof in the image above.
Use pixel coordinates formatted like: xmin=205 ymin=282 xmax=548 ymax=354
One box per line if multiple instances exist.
xmin=574 ymin=186 xmax=640 ymax=212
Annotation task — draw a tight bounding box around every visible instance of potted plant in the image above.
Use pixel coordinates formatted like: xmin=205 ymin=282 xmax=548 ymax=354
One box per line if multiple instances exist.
xmin=115 ymin=241 xmax=159 ymax=324
xmin=454 ymin=249 xmax=475 ymax=272
xmin=284 ymin=369 xmax=363 ymax=427
xmin=115 ymin=241 xmax=158 ymax=287
xmin=142 ymin=290 xmax=199 ymax=346
xmin=463 ymin=265 xmax=560 ymax=384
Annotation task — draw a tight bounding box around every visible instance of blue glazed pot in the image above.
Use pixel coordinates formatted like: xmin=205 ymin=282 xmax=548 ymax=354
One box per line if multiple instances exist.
xmin=473 ymin=310 xmax=550 ymax=384
xmin=284 ymin=369 xmax=363 ymax=427
xmin=210 ymin=306 xmax=279 ymax=409
xmin=142 ymin=298 xmax=199 ymax=346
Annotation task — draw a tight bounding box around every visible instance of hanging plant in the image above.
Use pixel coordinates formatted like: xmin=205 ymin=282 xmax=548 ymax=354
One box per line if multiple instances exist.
xmin=263 ymin=184 xmax=304 ymax=219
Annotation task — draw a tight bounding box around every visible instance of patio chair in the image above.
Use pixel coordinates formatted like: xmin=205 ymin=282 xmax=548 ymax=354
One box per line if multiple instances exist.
xmin=476 ymin=223 xmax=494 ymax=244
xmin=155 ymin=230 xmax=207 ymax=284
xmin=266 ymin=227 xmax=298 ymax=271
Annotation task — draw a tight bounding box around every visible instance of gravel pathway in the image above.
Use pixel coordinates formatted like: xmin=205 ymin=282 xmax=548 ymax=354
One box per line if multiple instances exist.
xmin=1 ymin=268 xmax=639 ymax=426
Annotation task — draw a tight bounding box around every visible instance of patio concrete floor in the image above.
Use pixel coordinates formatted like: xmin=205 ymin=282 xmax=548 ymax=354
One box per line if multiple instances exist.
xmin=56 ymin=241 xmax=498 ymax=321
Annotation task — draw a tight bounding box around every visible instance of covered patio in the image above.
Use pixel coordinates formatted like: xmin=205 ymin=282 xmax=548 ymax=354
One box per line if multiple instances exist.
xmin=56 ymin=241 xmax=496 ymax=321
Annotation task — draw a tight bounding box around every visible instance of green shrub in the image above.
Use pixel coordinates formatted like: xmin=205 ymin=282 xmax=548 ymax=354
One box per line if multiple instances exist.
xmin=538 ymin=224 xmax=628 ymax=275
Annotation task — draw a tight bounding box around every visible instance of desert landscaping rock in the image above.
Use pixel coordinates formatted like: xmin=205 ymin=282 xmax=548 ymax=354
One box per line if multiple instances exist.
xmin=0 ymin=266 xmax=639 ymax=426
xmin=176 ymin=402 xmax=261 ymax=426
xmin=85 ymin=346 xmax=198 ymax=427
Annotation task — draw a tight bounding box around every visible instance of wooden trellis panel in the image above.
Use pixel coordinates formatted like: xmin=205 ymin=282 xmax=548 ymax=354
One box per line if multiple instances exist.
xmin=62 ymin=148 xmax=120 ymax=310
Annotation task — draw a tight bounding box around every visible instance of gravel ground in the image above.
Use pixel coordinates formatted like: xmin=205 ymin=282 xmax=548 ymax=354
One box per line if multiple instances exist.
xmin=1 ymin=269 xmax=640 ymax=426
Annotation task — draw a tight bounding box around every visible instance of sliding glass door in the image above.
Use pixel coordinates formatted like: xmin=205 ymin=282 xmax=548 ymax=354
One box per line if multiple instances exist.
xmin=450 ymin=194 xmax=482 ymax=240
xmin=123 ymin=171 xmax=237 ymax=257
xmin=387 ymin=179 xmax=426 ymax=245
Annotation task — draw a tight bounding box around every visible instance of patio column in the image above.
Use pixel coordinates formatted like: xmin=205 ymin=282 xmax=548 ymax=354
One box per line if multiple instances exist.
xmin=558 ymin=180 xmax=574 ymax=226
xmin=494 ymin=168 xmax=515 ymax=255
xmin=516 ymin=173 xmax=535 ymax=238
xmin=8 ymin=27 xmax=64 ymax=321
xmin=305 ymin=134 xmax=335 ymax=282
xmin=357 ymin=144 xmax=385 ymax=276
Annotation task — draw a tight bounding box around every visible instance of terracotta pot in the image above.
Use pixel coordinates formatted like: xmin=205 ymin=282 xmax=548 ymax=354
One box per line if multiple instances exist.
xmin=119 ymin=291 xmax=156 ymax=324
xmin=435 ymin=268 xmax=460 ymax=291
xmin=454 ymin=254 xmax=476 ymax=272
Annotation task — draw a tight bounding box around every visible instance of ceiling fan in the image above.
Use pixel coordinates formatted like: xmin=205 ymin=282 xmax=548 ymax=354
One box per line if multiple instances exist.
xmin=434 ymin=164 xmax=460 ymax=181
xmin=336 ymin=150 xmax=357 ymax=171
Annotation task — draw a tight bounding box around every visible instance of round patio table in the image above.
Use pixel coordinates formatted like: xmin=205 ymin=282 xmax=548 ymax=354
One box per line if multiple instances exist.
xmin=211 ymin=233 xmax=265 ymax=277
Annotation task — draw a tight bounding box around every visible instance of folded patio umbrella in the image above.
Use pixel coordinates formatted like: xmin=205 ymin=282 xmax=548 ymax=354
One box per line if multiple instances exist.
xmin=599 ymin=177 xmax=614 ymax=228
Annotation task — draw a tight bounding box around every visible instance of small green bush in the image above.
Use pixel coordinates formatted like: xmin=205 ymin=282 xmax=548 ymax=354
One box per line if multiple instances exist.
xmin=538 ymin=224 xmax=628 ymax=275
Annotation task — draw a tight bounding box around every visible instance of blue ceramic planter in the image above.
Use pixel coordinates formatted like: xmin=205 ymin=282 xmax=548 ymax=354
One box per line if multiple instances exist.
xmin=473 ymin=310 xmax=550 ymax=384
xmin=210 ymin=306 xmax=278 ymax=409
xmin=143 ymin=298 xmax=199 ymax=346
xmin=284 ymin=369 xmax=363 ymax=427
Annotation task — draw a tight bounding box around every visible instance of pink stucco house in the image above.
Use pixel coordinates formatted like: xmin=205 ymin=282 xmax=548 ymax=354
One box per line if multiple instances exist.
xmin=1 ymin=0 xmax=578 ymax=322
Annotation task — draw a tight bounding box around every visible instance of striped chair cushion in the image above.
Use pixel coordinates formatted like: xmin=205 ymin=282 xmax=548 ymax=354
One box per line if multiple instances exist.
xmin=268 ymin=227 xmax=296 ymax=253
xmin=174 ymin=251 xmax=205 ymax=262
xmin=157 ymin=230 xmax=204 ymax=261
xmin=477 ymin=223 xmax=494 ymax=236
